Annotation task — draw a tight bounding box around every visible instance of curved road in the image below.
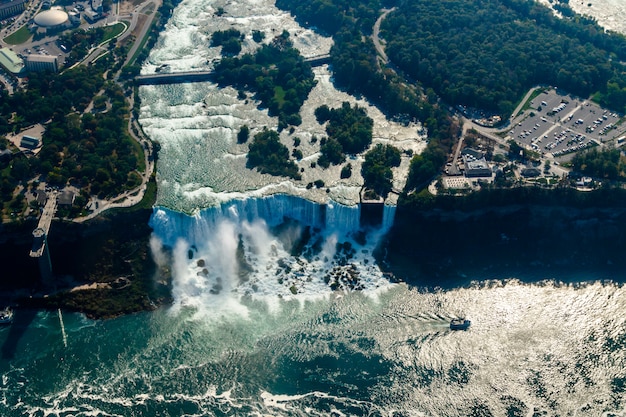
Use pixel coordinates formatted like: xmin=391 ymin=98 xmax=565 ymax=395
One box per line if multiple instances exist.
xmin=372 ymin=8 xmax=395 ymax=65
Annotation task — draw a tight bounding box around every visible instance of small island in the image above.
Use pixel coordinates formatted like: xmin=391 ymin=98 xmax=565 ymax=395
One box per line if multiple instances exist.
xmin=213 ymin=30 xmax=317 ymax=129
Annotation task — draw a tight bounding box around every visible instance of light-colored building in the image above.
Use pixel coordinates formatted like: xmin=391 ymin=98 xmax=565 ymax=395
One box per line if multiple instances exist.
xmin=84 ymin=8 xmax=102 ymax=22
xmin=33 ymin=8 xmax=70 ymax=29
xmin=0 ymin=0 xmax=27 ymax=19
xmin=0 ymin=47 xmax=24 ymax=75
xmin=25 ymin=54 xmax=58 ymax=73
xmin=461 ymin=148 xmax=492 ymax=178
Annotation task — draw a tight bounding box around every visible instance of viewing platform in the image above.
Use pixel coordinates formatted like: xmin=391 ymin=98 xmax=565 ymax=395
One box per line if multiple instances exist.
xmin=30 ymin=191 xmax=57 ymax=258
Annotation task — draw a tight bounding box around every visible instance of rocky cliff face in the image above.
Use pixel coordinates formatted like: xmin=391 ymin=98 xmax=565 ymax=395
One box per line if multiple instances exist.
xmin=382 ymin=204 xmax=626 ymax=288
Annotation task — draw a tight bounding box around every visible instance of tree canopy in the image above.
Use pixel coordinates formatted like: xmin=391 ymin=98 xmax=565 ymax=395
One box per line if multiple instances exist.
xmin=362 ymin=143 xmax=401 ymax=198
xmin=381 ymin=0 xmax=626 ymax=114
xmin=571 ymin=148 xmax=626 ymax=181
xmin=213 ymin=32 xmax=316 ymax=129
xmin=211 ymin=28 xmax=244 ymax=55
xmin=317 ymin=102 xmax=374 ymax=168
xmin=247 ymin=129 xmax=300 ymax=179
xmin=0 ymin=69 xmax=142 ymax=215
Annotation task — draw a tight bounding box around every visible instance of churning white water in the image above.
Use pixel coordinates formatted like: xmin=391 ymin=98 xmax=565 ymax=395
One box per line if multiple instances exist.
xmin=138 ymin=0 xmax=426 ymax=213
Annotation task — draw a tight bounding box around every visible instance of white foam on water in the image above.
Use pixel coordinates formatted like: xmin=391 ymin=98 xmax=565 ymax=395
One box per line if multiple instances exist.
xmin=539 ymin=0 xmax=626 ymax=34
xmin=138 ymin=0 xmax=427 ymax=214
xmin=151 ymin=198 xmax=396 ymax=319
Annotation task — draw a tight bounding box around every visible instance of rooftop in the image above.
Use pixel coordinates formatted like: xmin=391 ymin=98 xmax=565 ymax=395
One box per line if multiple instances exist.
xmin=0 ymin=47 xmax=23 ymax=74
xmin=26 ymin=54 xmax=58 ymax=63
xmin=34 ymin=8 xmax=69 ymax=27
xmin=0 ymin=0 xmax=28 ymax=12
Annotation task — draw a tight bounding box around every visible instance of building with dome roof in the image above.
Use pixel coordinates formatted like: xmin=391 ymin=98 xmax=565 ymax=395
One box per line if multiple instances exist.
xmin=33 ymin=8 xmax=70 ymax=30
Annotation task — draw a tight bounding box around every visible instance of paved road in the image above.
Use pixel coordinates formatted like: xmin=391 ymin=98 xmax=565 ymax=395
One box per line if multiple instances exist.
xmin=123 ymin=0 xmax=161 ymax=67
xmin=509 ymin=87 xmax=539 ymax=121
xmin=372 ymin=8 xmax=395 ymax=65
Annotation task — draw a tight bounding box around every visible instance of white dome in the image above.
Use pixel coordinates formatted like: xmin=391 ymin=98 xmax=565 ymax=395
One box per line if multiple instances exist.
xmin=34 ymin=9 xmax=69 ymax=27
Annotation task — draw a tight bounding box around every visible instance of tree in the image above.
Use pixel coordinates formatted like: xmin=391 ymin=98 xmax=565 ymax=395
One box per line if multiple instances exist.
xmin=252 ymin=30 xmax=265 ymax=43
xmin=314 ymin=105 xmax=331 ymax=123
xmin=318 ymin=137 xmax=345 ymax=168
xmin=340 ymin=163 xmax=352 ymax=179
xmin=237 ymin=125 xmax=250 ymax=144
xmin=247 ymin=129 xmax=300 ymax=179
xmin=362 ymin=144 xmax=401 ymax=198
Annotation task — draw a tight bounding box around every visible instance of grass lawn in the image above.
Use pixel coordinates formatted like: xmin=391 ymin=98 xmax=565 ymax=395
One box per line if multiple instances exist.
xmin=130 ymin=134 xmax=146 ymax=172
xmin=102 ymin=22 xmax=126 ymax=43
xmin=518 ymin=88 xmax=547 ymax=116
xmin=126 ymin=28 xmax=150 ymax=66
xmin=273 ymin=86 xmax=286 ymax=108
xmin=3 ymin=26 xmax=32 ymax=45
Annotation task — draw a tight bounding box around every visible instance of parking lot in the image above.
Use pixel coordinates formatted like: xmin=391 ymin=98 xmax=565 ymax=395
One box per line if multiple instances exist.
xmin=506 ymin=89 xmax=626 ymax=161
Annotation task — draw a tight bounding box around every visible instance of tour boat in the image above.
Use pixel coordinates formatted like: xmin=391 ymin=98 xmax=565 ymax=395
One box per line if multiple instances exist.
xmin=450 ymin=318 xmax=470 ymax=330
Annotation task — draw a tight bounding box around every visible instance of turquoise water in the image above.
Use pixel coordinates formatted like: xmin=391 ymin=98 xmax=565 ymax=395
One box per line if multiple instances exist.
xmin=1 ymin=280 xmax=625 ymax=416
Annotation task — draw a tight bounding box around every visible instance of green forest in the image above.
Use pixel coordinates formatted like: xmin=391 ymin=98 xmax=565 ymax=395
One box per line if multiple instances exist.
xmin=381 ymin=0 xmax=626 ymax=115
xmin=362 ymin=144 xmax=401 ymax=199
xmin=276 ymin=0 xmax=385 ymax=35
xmin=211 ymin=28 xmax=244 ymax=55
xmin=247 ymin=129 xmax=300 ymax=179
xmin=316 ymin=102 xmax=374 ymax=168
xmin=571 ymin=148 xmax=626 ymax=181
xmin=213 ymin=31 xmax=316 ymax=129
xmin=0 ymin=68 xmax=142 ymax=216
xmin=276 ymin=0 xmax=459 ymax=198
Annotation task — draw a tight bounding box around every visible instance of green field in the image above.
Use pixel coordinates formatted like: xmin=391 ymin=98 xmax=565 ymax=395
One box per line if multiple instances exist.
xmin=102 ymin=22 xmax=126 ymax=43
xmin=3 ymin=26 xmax=32 ymax=45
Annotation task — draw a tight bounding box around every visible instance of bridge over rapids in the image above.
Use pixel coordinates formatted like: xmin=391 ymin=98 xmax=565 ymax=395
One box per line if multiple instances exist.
xmin=136 ymin=53 xmax=331 ymax=86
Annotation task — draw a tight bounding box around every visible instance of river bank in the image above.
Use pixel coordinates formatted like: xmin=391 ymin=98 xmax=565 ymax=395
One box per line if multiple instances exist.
xmin=0 ymin=208 xmax=172 ymax=319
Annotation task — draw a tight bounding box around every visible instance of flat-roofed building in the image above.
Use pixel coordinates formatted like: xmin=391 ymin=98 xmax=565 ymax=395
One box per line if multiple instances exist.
xmin=0 ymin=0 xmax=27 ymax=19
xmin=521 ymin=167 xmax=541 ymax=178
xmin=0 ymin=47 xmax=24 ymax=75
xmin=34 ymin=189 xmax=48 ymax=205
xmin=20 ymin=135 xmax=41 ymax=149
xmin=58 ymin=190 xmax=75 ymax=207
xmin=25 ymin=54 xmax=58 ymax=73
xmin=461 ymin=148 xmax=492 ymax=178
xmin=84 ymin=8 xmax=102 ymax=22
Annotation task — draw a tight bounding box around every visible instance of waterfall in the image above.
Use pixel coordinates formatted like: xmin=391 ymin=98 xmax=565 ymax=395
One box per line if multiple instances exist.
xmin=149 ymin=194 xmax=396 ymax=303
xmin=150 ymin=194 xmax=366 ymax=248
xmin=382 ymin=204 xmax=397 ymax=232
